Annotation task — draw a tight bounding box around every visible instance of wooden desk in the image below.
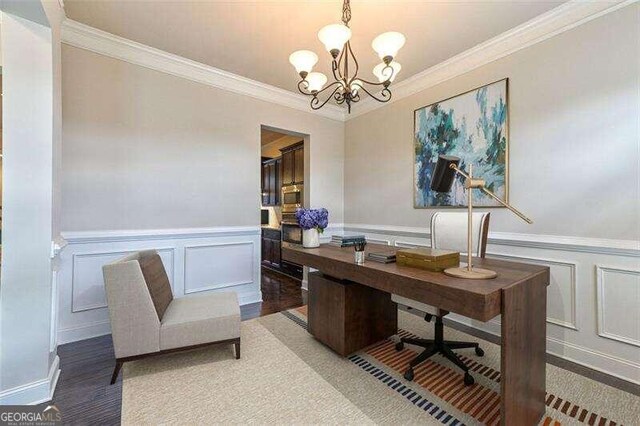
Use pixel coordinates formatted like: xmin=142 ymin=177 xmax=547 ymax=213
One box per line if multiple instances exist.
xmin=283 ymin=243 xmax=549 ymax=426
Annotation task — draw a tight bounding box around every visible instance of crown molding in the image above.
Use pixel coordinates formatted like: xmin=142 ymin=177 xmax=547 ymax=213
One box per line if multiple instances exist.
xmin=347 ymin=0 xmax=636 ymax=120
xmin=61 ymin=19 xmax=346 ymax=122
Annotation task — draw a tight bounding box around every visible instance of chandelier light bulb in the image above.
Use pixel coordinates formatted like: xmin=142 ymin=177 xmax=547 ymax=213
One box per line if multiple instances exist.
xmin=305 ymin=72 xmax=328 ymax=92
xmin=350 ymin=79 xmax=363 ymax=96
xmin=318 ymin=24 xmax=352 ymax=57
xmin=372 ymin=32 xmax=406 ymax=62
xmin=373 ymin=61 xmax=402 ymax=83
xmin=289 ymin=50 xmax=319 ymax=76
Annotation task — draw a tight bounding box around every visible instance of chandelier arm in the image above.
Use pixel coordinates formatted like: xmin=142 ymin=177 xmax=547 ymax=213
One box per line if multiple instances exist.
xmin=311 ymin=80 xmax=344 ymax=97
xmin=355 ymin=84 xmax=392 ymax=103
xmin=353 ymin=77 xmax=387 ymax=87
xmin=331 ymin=59 xmax=342 ymax=83
xmin=346 ymin=42 xmax=359 ymax=86
xmin=311 ymin=85 xmax=343 ymax=110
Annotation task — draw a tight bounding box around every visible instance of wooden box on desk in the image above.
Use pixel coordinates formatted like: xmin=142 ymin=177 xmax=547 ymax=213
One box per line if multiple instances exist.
xmin=307 ymin=272 xmax=397 ymax=356
xmin=396 ymin=248 xmax=459 ymax=272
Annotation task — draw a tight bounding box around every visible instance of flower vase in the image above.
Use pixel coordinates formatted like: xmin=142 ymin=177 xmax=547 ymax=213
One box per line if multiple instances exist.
xmin=303 ymin=228 xmax=320 ymax=248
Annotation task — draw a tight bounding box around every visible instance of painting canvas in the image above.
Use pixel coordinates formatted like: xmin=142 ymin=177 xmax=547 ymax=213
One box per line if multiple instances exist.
xmin=414 ymin=79 xmax=508 ymax=208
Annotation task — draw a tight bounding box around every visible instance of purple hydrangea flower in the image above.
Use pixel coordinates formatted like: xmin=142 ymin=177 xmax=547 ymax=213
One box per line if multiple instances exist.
xmin=295 ymin=208 xmax=329 ymax=232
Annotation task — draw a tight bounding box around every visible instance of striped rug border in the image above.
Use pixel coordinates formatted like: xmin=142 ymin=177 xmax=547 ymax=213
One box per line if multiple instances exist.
xmin=279 ymin=309 xmax=623 ymax=426
xmin=348 ymin=354 xmax=465 ymax=425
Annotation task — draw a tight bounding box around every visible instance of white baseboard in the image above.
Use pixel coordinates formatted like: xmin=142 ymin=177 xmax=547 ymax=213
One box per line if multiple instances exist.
xmin=0 ymin=356 xmax=60 ymax=405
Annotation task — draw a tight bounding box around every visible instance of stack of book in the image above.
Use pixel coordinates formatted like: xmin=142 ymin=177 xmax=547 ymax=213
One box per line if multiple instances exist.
xmin=329 ymin=234 xmax=366 ymax=247
xmin=366 ymin=249 xmax=397 ymax=264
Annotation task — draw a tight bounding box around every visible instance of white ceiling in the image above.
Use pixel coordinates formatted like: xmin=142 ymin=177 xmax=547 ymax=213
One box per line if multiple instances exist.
xmin=64 ymin=1 xmax=564 ymax=94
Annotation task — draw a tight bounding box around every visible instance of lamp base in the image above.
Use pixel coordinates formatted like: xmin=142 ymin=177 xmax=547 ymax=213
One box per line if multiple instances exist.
xmin=444 ymin=267 xmax=497 ymax=280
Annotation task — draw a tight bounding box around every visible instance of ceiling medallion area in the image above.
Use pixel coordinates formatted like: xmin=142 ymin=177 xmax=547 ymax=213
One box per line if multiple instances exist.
xmin=289 ymin=0 xmax=406 ymax=114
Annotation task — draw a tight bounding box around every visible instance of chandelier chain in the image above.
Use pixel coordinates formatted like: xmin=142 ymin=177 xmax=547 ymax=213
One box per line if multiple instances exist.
xmin=341 ymin=0 xmax=351 ymax=26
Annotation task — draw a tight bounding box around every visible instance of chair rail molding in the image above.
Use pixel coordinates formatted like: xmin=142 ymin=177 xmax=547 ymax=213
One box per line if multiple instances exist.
xmin=347 ymin=0 xmax=636 ymax=119
xmin=60 ymin=19 xmax=345 ymax=122
xmin=341 ymin=222 xmax=640 ymax=385
xmin=56 ymin=226 xmax=263 ymax=344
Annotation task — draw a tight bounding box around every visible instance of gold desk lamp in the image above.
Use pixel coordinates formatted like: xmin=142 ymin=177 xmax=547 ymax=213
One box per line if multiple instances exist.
xmin=430 ymin=155 xmax=533 ymax=279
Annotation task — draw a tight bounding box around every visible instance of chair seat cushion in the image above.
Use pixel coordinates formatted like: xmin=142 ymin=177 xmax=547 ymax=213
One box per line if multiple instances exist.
xmin=392 ymin=295 xmax=440 ymax=316
xmin=160 ymin=292 xmax=240 ymax=350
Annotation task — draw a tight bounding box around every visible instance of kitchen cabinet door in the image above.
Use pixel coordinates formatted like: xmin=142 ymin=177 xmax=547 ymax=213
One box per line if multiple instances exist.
xmin=294 ymin=146 xmax=304 ymax=184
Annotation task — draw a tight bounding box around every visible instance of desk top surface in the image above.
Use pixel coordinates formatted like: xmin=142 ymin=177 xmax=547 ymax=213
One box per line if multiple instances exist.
xmin=283 ymin=243 xmax=549 ymax=321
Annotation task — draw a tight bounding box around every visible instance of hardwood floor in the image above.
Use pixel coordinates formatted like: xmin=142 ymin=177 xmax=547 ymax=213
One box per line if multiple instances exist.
xmin=46 ymin=267 xmax=302 ymax=425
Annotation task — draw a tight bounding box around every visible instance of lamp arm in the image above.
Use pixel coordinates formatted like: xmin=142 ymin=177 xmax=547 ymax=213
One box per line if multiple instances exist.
xmin=451 ymin=165 xmax=533 ymax=224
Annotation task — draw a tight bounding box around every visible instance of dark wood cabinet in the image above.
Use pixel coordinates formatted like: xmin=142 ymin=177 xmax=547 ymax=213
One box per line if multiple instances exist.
xmin=261 ymin=157 xmax=281 ymax=206
xmin=280 ymin=141 xmax=304 ymax=186
xmin=261 ymin=228 xmax=282 ymax=268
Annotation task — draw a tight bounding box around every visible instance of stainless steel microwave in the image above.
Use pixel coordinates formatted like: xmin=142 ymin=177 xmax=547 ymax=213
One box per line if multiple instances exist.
xmin=282 ymin=184 xmax=303 ymax=214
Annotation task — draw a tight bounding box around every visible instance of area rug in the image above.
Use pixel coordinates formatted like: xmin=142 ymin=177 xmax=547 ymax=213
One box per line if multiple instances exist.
xmin=121 ymin=307 xmax=639 ymax=425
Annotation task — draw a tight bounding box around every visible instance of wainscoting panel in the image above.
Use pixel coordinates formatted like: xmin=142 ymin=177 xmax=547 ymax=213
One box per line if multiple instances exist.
xmin=343 ymin=223 xmax=640 ymax=385
xmin=57 ymin=227 xmax=262 ymax=344
xmin=71 ymin=248 xmax=175 ymax=313
xmin=184 ymin=242 xmax=255 ymax=294
xmin=596 ymin=265 xmax=640 ymax=348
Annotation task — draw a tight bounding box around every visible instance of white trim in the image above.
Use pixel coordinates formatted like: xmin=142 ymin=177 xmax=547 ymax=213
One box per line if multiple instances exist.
xmin=183 ymin=241 xmax=255 ymax=294
xmin=343 ymin=223 xmax=640 ymax=257
xmin=348 ymin=0 xmax=636 ymax=119
xmin=596 ymin=265 xmax=640 ymax=347
xmin=61 ymin=225 xmax=261 ymax=244
xmin=57 ymin=320 xmax=112 ymax=345
xmin=60 ymin=19 xmax=345 ymax=122
xmin=0 ymin=356 xmax=60 ymax=405
xmin=70 ymin=247 xmax=176 ymax=313
xmin=488 ymin=252 xmax=578 ymax=331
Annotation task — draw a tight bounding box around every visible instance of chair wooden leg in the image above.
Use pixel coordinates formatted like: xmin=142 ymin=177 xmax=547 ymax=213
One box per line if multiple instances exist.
xmin=234 ymin=340 xmax=240 ymax=359
xmin=110 ymin=360 xmax=123 ymax=385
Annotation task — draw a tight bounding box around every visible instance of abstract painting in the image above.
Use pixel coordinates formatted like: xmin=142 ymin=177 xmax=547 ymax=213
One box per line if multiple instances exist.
xmin=414 ymin=79 xmax=509 ymax=208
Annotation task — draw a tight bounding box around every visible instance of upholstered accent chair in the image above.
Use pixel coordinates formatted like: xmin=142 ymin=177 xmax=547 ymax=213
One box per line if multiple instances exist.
xmin=392 ymin=211 xmax=490 ymax=385
xmin=102 ymin=250 xmax=241 ymax=384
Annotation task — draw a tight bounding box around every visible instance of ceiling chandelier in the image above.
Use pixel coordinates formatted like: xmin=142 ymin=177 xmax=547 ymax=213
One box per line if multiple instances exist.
xmin=289 ymin=0 xmax=406 ymax=114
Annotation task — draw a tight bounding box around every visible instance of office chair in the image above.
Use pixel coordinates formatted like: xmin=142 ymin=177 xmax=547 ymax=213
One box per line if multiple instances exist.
xmin=392 ymin=211 xmax=490 ymax=385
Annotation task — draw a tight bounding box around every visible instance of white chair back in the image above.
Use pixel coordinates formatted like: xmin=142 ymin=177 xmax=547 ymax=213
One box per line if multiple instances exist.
xmin=430 ymin=212 xmax=490 ymax=258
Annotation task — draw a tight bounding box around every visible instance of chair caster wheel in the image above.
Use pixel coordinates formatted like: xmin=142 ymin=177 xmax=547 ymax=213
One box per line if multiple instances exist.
xmin=475 ymin=347 xmax=484 ymax=357
xmin=464 ymin=372 xmax=474 ymax=386
xmin=395 ymin=342 xmax=404 ymax=351
xmin=404 ymin=368 xmax=414 ymax=381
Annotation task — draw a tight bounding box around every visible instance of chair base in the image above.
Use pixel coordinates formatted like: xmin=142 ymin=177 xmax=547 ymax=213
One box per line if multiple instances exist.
xmin=110 ymin=337 xmax=240 ymax=385
xmin=397 ymin=315 xmax=483 ymax=385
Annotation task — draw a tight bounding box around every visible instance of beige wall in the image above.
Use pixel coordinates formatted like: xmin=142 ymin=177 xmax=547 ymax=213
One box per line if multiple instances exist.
xmin=62 ymin=45 xmax=344 ymax=231
xmin=345 ymin=5 xmax=639 ymax=241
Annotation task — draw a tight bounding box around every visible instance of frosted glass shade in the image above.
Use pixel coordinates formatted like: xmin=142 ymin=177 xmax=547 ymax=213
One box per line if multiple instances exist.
xmin=289 ymin=50 xmax=319 ymax=74
xmin=373 ymin=62 xmax=402 ymax=83
xmin=318 ymin=24 xmax=352 ymax=54
xmin=371 ymin=32 xmax=406 ymax=60
xmin=306 ymin=72 xmax=328 ymax=92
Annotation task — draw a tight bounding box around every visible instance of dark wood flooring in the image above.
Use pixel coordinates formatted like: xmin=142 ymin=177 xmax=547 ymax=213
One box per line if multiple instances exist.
xmin=46 ymin=267 xmax=303 ymax=425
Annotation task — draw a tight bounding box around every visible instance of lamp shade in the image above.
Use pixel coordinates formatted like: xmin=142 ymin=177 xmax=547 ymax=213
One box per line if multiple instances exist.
xmin=350 ymin=79 xmax=363 ymax=95
xmin=373 ymin=61 xmax=401 ymax=83
xmin=430 ymin=155 xmax=460 ymax=192
xmin=372 ymin=31 xmax=406 ymax=60
xmin=305 ymin=72 xmax=327 ymax=92
xmin=289 ymin=50 xmax=318 ymax=74
xmin=318 ymin=24 xmax=352 ymax=54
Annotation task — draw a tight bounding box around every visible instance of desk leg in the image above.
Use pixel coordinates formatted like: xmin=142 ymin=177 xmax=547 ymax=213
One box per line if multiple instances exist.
xmin=500 ymin=272 xmax=548 ymax=425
